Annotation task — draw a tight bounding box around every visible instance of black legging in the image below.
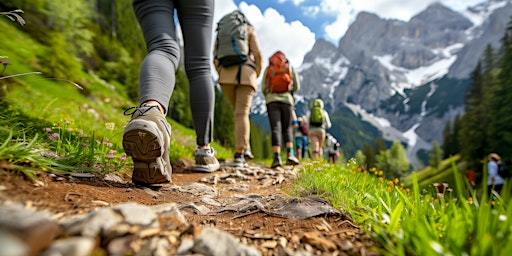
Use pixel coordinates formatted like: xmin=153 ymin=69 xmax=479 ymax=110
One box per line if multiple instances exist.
xmin=267 ymin=102 xmax=294 ymax=147
xmin=132 ymin=0 xmax=215 ymax=146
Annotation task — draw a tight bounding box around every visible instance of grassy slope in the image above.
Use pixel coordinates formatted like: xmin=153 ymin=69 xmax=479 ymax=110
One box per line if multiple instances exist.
xmin=0 ymin=19 xmax=232 ymax=168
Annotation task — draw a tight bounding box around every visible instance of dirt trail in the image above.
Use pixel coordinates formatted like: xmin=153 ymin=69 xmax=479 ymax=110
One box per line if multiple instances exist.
xmin=0 ymin=159 xmax=382 ymax=255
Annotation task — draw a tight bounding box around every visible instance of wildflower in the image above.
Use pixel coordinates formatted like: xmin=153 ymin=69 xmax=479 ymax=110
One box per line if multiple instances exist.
xmin=78 ymin=129 xmax=83 ymax=135
xmin=393 ymin=178 xmax=399 ymax=185
xmin=81 ymin=143 xmax=88 ymax=147
xmin=107 ymin=153 xmax=115 ymax=159
xmin=108 ymin=150 xmax=118 ymax=155
xmin=379 ymin=177 xmax=384 ymax=183
xmin=105 ymin=122 xmax=115 ymax=131
xmin=120 ymin=154 xmax=127 ymax=161
xmin=44 ymin=127 xmax=52 ymax=132
xmin=378 ymin=170 xmax=383 ymax=176
xmin=48 ymin=133 xmax=60 ymax=140
xmin=65 ymin=120 xmax=72 ymax=125
xmin=67 ymin=128 xmax=73 ymax=133
xmin=386 ymin=187 xmax=392 ymax=193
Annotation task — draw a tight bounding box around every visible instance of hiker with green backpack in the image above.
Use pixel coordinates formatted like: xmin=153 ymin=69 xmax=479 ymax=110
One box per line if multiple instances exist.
xmin=213 ymin=10 xmax=263 ymax=167
xmin=307 ymin=99 xmax=332 ymax=159
xmin=262 ymin=51 xmax=300 ymax=168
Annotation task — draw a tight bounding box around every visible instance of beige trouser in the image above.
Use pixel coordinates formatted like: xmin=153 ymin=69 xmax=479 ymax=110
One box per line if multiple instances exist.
xmin=308 ymin=128 xmax=326 ymax=159
xmin=221 ymin=84 xmax=255 ymax=153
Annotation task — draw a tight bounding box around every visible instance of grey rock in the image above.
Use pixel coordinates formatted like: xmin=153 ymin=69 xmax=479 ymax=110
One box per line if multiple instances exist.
xmin=192 ymin=227 xmax=261 ymax=256
xmin=176 ymin=238 xmax=194 ymax=255
xmin=0 ymin=204 xmax=60 ymax=256
xmin=114 ymin=202 xmax=157 ymax=226
xmin=40 ymin=237 xmax=95 ymax=256
xmin=61 ymin=207 xmax=122 ymax=237
xmin=0 ymin=229 xmax=27 ymax=256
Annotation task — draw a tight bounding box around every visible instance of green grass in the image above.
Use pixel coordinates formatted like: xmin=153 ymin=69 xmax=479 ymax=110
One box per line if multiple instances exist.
xmin=292 ymin=159 xmax=512 ymax=255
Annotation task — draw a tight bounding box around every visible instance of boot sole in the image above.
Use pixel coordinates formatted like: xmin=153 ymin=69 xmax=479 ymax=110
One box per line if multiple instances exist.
xmin=123 ymin=120 xmax=171 ymax=185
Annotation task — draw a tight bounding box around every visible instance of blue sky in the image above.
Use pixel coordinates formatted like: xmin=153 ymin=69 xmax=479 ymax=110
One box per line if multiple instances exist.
xmin=213 ymin=0 xmax=488 ymax=68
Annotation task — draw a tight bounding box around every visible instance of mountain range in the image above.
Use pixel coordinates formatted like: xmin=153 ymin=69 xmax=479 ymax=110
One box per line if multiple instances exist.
xmin=250 ymin=0 xmax=512 ymax=167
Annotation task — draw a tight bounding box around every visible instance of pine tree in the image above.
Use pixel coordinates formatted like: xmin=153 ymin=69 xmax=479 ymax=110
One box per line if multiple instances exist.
xmin=376 ymin=140 xmax=409 ymax=179
xmin=487 ymin=23 xmax=512 ymax=161
xmin=429 ymin=141 xmax=443 ymax=168
xmin=459 ymin=61 xmax=487 ymax=170
xmin=362 ymin=144 xmax=375 ymax=168
xmin=354 ymin=150 xmax=367 ymax=169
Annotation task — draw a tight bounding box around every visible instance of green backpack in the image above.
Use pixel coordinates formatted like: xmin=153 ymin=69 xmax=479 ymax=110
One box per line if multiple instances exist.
xmin=309 ymin=99 xmax=325 ymax=127
xmin=215 ymin=10 xmax=249 ymax=67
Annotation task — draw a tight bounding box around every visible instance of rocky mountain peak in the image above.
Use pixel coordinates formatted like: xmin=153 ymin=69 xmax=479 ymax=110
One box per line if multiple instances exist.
xmin=290 ymin=0 xmax=512 ymax=165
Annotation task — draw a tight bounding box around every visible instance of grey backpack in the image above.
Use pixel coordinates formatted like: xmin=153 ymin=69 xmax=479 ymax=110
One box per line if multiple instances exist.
xmin=215 ymin=11 xmax=249 ymax=67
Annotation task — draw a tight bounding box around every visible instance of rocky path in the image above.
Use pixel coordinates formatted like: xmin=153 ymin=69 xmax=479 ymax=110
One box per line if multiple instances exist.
xmin=0 ymin=159 xmax=381 ymax=256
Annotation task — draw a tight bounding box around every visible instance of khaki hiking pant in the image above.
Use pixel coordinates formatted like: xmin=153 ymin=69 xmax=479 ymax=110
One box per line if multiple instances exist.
xmin=221 ymin=84 xmax=255 ymax=153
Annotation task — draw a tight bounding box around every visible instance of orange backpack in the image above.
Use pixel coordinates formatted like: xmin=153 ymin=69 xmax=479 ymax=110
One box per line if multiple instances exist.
xmin=266 ymin=51 xmax=293 ymax=93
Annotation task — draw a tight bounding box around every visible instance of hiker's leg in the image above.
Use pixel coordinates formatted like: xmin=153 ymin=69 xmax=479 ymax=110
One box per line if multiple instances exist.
xmin=234 ymin=85 xmax=255 ymax=153
xmin=281 ymin=103 xmax=294 ymax=150
xmin=133 ymin=0 xmax=179 ymax=114
xmin=267 ymin=102 xmax=282 ymax=151
xmin=308 ymin=131 xmax=319 ymax=159
xmin=175 ymin=0 xmax=215 ymax=146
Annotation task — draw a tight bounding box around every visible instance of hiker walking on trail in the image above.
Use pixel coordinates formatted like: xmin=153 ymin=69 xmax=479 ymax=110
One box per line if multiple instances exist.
xmin=307 ymin=98 xmax=331 ymax=159
xmin=122 ymin=0 xmax=219 ymax=186
xmin=213 ymin=10 xmax=263 ymax=167
xmin=294 ymin=116 xmax=308 ymax=160
xmin=325 ymin=133 xmax=340 ymax=163
xmin=487 ymin=153 xmax=505 ymax=196
xmin=262 ymin=51 xmax=300 ymax=168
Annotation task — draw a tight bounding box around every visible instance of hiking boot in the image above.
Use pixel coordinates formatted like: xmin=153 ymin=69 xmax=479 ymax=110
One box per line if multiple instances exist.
xmin=192 ymin=147 xmax=220 ymax=173
xmin=232 ymin=153 xmax=248 ymax=168
xmin=243 ymin=147 xmax=254 ymax=159
xmin=271 ymin=156 xmax=282 ymax=169
xmin=122 ymin=104 xmax=172 ymax=185
xmin=286 ymin=154 xmax=300 ymax=166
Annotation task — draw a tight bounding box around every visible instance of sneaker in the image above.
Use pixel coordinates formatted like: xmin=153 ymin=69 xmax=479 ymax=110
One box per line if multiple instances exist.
xmin=271 ymin=156 xmax=282 ymax=169
xmin=232 ymin=153 xmax=247 ymax=167
xmin=243 ymin=147 xmax=254 ymax=159
xmin=122 ymin=104 xmax=172 ymax=185
xmin=192 ymin=147 xmax=220 ymax=173
xmin=286 ymin=154 xmax=300 ymax=166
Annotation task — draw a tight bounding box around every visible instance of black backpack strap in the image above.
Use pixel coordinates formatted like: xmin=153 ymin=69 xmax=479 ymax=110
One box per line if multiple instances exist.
xmin=236 ymin=63 xmax=242 ymax=84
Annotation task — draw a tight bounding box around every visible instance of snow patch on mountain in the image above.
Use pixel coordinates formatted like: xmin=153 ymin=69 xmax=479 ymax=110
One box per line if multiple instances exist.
xmin=373 ymin=43 xmax=461 ymax=97
xmin=462 ymin=0 xmax=509 ymax=27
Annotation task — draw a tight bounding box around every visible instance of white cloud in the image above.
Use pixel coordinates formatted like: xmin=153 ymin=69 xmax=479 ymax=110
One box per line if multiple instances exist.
xmin=302 ymin=6 xmax=320 ymax=18
xmin=278 ymin=0 xmax=306 ymax=5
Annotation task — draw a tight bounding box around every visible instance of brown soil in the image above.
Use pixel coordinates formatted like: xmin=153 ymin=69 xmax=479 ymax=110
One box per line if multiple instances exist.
xmin=0 ymin=159 xmax=382 ymax=255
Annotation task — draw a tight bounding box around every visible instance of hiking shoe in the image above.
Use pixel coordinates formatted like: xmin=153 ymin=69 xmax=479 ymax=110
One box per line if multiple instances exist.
xmin=271 ymin=157 xmax=282 ymax=169
xmin=122 ymin=104 xmax=172 ymax=185
xmin=243 ymin=147 xmax=254 ymax=159
xmin=232 ymin=153 xmax=248 ymax=167
xmin=286 ymin=154 xmax=300 ymax=166
xmin=192 ymin=147 xmax=220 ymax=173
